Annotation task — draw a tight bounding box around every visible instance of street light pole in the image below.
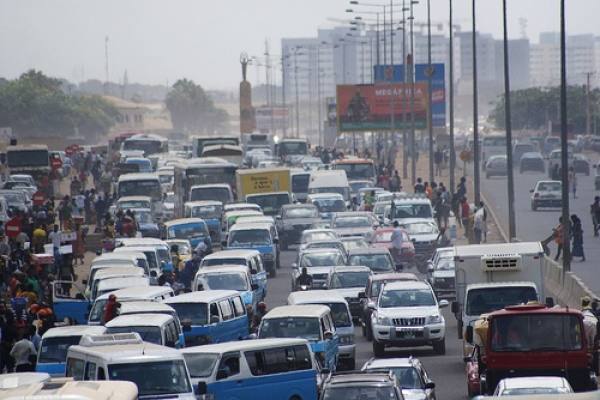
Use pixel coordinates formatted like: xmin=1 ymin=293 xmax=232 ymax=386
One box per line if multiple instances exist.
xmin=402 ymin=0 xmax=408 ymax=179
xmin=281 ymin=55 xmax=287 ymax=136
xmin=427 ymin=0 xmax=434 ymax=184
xmin=502 ymin=0 xmax=516 ymax=241
xmin=294 ymin=47 xmax=301 ymax=138
xmin=559 ymin=0 xmax=571 ymax=271
xmin=409 ymin=0 xmax=416 ymax=185
xmin=472 ymin=0 xmax=481 ymax=204
xmin=448 ymin=0 xmax=456 ymax=197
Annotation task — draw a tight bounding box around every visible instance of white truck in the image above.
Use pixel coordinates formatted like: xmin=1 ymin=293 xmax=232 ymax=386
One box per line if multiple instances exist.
xmin=450 ymin=241 xmax=549 ymax=356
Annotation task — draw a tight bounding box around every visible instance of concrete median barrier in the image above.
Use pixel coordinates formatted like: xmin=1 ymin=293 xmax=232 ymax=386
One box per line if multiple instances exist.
xmin=543 ymin=256 xmax=598 ymax=307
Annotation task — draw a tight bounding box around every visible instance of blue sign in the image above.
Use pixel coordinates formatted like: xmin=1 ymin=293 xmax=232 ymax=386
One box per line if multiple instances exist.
xmin=373 ymin=64 xmax=446 ymax=127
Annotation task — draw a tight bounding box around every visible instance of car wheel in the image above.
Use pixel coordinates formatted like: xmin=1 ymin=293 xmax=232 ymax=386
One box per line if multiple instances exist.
xmin=373 ymin=339 xmax=385 ymax=357
xmin=433 ymin=338 xmax=446 ymax=355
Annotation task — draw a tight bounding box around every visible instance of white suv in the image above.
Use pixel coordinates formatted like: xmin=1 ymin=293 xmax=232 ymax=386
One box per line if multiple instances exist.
xmin=530 ymin=180 xmax=562 ymax=211
xmin=370 ymin=280 xmax=448 ymax=356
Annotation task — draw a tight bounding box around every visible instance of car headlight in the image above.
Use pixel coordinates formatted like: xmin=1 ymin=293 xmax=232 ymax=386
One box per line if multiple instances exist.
xmin=340 ymin=335 xmax=354 ymax=345
xmin=376 ymin=314 xmax=391 ymax=326
xmin=427 ymin=314 xmax=442 ymax=324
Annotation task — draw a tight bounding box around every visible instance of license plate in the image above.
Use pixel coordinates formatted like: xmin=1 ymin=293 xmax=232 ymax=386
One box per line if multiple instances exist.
xmin=397 ymin=329 xmax=420 ymax=339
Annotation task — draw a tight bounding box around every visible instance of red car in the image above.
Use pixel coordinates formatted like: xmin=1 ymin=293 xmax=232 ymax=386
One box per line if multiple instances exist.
xmin=370 ymin=227 xmax=415 ymax=268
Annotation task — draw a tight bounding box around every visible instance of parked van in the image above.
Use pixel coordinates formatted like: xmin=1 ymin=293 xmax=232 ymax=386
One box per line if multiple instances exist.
xmin=308 ymin=170 xmax=351 ymax=208
xmin=184 ymin=200 xmax=223 ymax=244
xmin=164 ymin=290 xmax=249 ymax=347
xmin=105 ymin=313 xmax=184 ymax=348
xmin=190 ymin=183 xmax=234 ymax=204
xmin=164 ymin=218 xmax=212 ymax=252
xmin=66 ymin=333 xmax=195 ymax=399
xmin=201 ymin=250 xmax=267 ymax=300
xmin=258 ymin=305 xmax=340 ymax=372
xmin=90 ymin=267 xmax=147 ymax=300
xmin=194 ymin=265 xmax=259 ymax=308
xmin=36 ymin=326 xmax=106 ymax=376
xmin=182 ymin=338 xmax=319 ymax=400
xmin=227 ymin=222 xmax=278 ymax=277
xmin=88 ymin=286 xmax=175 ymax=325
xmin=288 ymin=291 xmax=356 ymax=370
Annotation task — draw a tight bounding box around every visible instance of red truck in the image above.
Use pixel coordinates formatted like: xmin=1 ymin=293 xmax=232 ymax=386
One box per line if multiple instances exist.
xmin=464 ymin=303 xmax=597 ymax=396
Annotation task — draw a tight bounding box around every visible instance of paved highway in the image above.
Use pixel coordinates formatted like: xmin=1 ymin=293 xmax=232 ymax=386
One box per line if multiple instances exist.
xmin=480 ymin=162 xmax=600 ymax=295
xmin=269 ymin=249 xmax=468 ymax=400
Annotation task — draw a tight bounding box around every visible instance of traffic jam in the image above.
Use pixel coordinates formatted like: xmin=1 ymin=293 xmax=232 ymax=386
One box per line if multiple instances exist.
xmin=1 ymin=132 xmax=599 ymax=400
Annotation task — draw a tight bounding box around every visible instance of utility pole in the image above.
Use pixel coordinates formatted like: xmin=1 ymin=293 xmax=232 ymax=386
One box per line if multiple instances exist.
xmin=294 ymin=48 xmax=300 ymax=138
xmin=104 ymin=36 xmax=110 ymax=95
xmin=586 ymin=72 xmax=594 ymax=136
xmin=402 ymin=0 xmax=408 ymax=180
xmin=389 ymin=0 xmax=396 ymax=170
xmin=472 ymin=0 xmax=481 ymax=204
xmin=503 ymin=0 xmax=516 ymax=241
xmin=317 ymin=44 xmax=323 ymax=146
xmin=409 ymin=0 xmax=416 ymax=185
xmin=427 ymin=0 xmax=434 ymax=184
xmin=559 ymin=0 xmax=571 ymax=271
xmin=449 ymin=0 xmax=456 ymax=197
xmin=281 ymin=55 xmax=288 ymax=136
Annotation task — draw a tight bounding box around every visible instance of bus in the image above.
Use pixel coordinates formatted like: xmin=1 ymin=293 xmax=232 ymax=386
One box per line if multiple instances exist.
xmin=6 ymin=144 xmax=50 ymax=181
xmin=192 ymin=135 xmax=240 ymax=158
xmin=201 ymin=144 xmax=243 ymax=166
xmin=277 ymin=138 xmax=309 ymax=164
xmin=117 ymin=173 xmax=163 ymax=217
xmin=121 ymin=133 xmax=168 ymax=156
xmin=331 ymin=158 xmax=377 ymax=185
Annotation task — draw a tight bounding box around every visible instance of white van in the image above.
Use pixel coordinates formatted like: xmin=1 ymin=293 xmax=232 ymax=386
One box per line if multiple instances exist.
xmin=66 ymin=333 xmax=195 ymax=399
xmin=90 ymin=267 xmax=147 ymax=300
xmin=88 ymin=286 xmax=175 ymax=325
xmin=105 ymin=314 xmax=184 ymax=348
xmin=95 ymin=276 xmax=150 ymax=299
xmin=1 ymin=380 xmax=138 ymax=400
xmin=308 ymin=170 xmax=351 ymax=208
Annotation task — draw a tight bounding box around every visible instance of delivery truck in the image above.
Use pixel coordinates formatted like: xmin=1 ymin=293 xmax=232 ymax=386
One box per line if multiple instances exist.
xmin=235 ymin=167 xmax=291 ymax=200
xmin=451 ymin=241 xmax=548 ymax=356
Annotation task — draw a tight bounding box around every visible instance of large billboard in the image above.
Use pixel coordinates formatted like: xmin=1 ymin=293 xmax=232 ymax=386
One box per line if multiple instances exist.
xmin=373 ymin=63 xmax=446 ymax=127
xmin=255 ymin=106 xmax=289 ymax=132
xmin=336 ymin=83 xmax=428 ymax=132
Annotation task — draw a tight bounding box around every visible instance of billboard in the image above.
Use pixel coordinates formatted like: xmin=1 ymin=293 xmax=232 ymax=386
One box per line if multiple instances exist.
xmin=373 ymin=63 xmax=446 ymax=127
xmin=336 ymin=83 xmax=428 ymax=132
xmin=255 ymin=106 xmax=289 ymax=132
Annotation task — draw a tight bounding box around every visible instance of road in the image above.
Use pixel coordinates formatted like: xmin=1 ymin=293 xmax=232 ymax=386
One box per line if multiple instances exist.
xmin=269 ymin=248 xmax=468 ymax=400
xmin=480 ymin=162 xmax=600 ymax=295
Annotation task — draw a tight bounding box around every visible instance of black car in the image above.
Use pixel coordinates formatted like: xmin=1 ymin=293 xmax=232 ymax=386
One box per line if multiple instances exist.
xmin=276 ymin=204 xmax=320 ymax=250
xmin=519 ymin=152 xmax=545 ymax=173
xmin=573 ymin=154 xmax=590 ymax=175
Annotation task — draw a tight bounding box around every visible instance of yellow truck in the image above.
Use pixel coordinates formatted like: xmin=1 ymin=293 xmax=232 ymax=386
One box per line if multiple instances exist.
xmin=235 ymin=167 xmax=291 ymax=199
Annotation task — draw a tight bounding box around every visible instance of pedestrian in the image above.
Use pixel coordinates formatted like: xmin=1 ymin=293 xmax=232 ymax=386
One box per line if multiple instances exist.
xmin=414 ymin=178 xmax=425 ymax=193
xmin=473 ymin=206 xmax=485 ymax=244
xmin=391 ymin=170 xmax=401 ymax=192
xmin=553 ymin=217 xmax=565 ymax=261
xmin=10 ymin=330 xmax=37 ymax=372
xmin=73 ymin=224 xmax=86 ymax=265
xmin=102 ymin=294 xmax=121 ymax=324
xmin=460 ymin=197 xmax=470 ymax=238
xmin=434 ymin=148 xmax=443 ymax=176
xmin=479 ymin=201 xmax=488 ymax=242
xmin=569 ymin=167 xmax=577 ymax=199
xmin=251 ymin=302 xmax=268 ymax=334
xmin=591 ymin=196 xmax=600 ymax=237
xmin=571 ymin=214 xmax=585 ymax=262
xmin=551 ymin=164 xmax=560 ymax=181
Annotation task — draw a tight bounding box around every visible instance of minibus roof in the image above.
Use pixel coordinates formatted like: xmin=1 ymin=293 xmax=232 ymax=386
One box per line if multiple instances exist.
xmin=181 ymin=338 xmax=309 ymax=355
xmin=164 ymin=290 xmax=239 ymax=304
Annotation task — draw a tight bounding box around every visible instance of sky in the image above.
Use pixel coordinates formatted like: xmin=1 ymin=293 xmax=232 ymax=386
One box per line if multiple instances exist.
xmin=1 ymin=0 xmax=599 ymax=91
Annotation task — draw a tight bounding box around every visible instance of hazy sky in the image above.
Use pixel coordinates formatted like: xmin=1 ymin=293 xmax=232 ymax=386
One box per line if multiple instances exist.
xmin=1 ymin=0 xmax=599 ymax=90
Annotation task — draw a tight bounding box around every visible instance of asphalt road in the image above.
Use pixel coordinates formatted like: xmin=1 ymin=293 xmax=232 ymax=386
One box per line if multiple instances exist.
xmin=269 ymin=248 xmax=468 ymax=400
xmin=480 ymin=161 xmax=600 ymax=295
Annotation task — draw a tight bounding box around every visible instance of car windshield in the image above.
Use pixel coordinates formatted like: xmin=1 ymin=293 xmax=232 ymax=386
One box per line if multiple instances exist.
xmin=466 ymin=286 xmax=538 ymax=316
xmin=321 ymin=302 xmax=351 ymax=327
xmin=349 ymin=254 xmax=394 ymax=272
xmin=380 ymin=289 xmax=436 ymax=308
xmin=191 ymin=205 xmax=222 ymax=219
xmin=392 ymin=204 xmax=433 ymax=219
xmin=342 ymin=238 xmax=369 ymax=250
xmin=118 ymin=180 xmax=161 ymax=201
xmin=502 ymin=388 xmax=570 ymax=396
xmin=259 ymin=317 xmax=321 ymax=341
xmin=246 ymin=194 xmax=290 ymax=214
xmin=350 ymin=181 xmax=373 ymax=193
xmin=302 ymin=231 xmax=337 ymax=243
xmin=292 ymin=174 xmax=310 ymax=192
xmin=330 ymin=271 xmax=370 ymax=288
xmin=108 ymin=360 xmax=191 ymax=396
xmin=313 ymin=199 xmax=346 ymax=213
xmin=491 ymin=314 xmax=582 ymax=352
xmin=169 ymin=302 xmax=208 ymax=325
xmin=39 ymin=336 xmax=81 ymax=363
xmin=402 ymin=223 xmax=438 ymax=235
xmin=106 ymin=326 xmax=162 ymax=344
xmin=168 ymin=223 xmax=208 ymax=239
xmin=203 ymin=257 xmax=246 ymax=267
xmin=336 ymin=163 xmax=375 ymax=180
xmin=159 ymin=174 xmax=173 ymax=184
xmin=280 ymin=141 xmax=308 ymax=155
xmin=537 ymin=182 xmax=561 ymax=191
xmin=323 ymin=386 xmax=398 ymax=400
xmin=191 ymin=187 xmax=230 ymax=203
xmin=301 ymin=252 xmax=345 ymax=267
xmin=119 ymin=200 xmax=150 ymax=209
xmin=198 ymin=272 xmax=248 ymax=291
xmin=284 ymin=207 xmax=318 ymax=218
xmin=334 ymin=216 xmax=371 ymax=228
xmin=435 ymin=259 xmax=455 ymax=270
xmin=367 ymin=367 xmax=423 ymax=389
xmin=373 ymin=231 xmax=394 ymax=242
xmin=134 ymin=211 xmax=153 ymax=224
xmin=229 ymin=229 xmax=271 ymax=246
xmin=182 ymin=353 xmax=219 ymax=378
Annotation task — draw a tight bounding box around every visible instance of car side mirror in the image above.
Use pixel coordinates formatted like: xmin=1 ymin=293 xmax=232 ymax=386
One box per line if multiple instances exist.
xmin=358 ymin=292 xmax=367 ymax=299
xmin=367 ymin=301 xmax=376 ymax=310
xmin=216 ymin=369 xmax=228 ymax=380
xmin=425 ymin=382 xmax=436 ymax=390
xmin=273 ymin=238 xmax=279 ymax=244
xmin=323 ymin=331 xmax=333 ymax=340
xmin=82 ymin=279 xmax=88 ymax=285
xmin=529 ymin=189 xmax=534 ymax=193
xmin=197 ymin=382 xmax=208 ymax=395
xmin=465 ymin=325 xmax=474 ymax=344
xmin=427 ymin=266 xmax=434 ymax=273
xmin=251 ymin=269 xmax=257 ymax=275
xmin=438 ymin=299 xmax=449 ymax=308
xmin=210 ymin=315 xmax=220 ymax=324
xmin=291 ymin=263 xmax=298 ymax=269
xmin=463 ymin=355 xmax=473 ymax=363
xmin=251 ymin=283 xmax=259 ymax=291
xmin=321 ymin=368 xmax=331 ymax=375
xmin=451 ymin=301 xmax=459 ymax=314
xmin=150 ymin=270 xmax=158 ymax=278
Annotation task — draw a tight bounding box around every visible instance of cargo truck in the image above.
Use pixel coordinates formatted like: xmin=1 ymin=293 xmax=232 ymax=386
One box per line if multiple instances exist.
xmin=235 ymin=167 xmax=291 ymax=200
xmin=451 ymin=242 xmax=548 ymax=356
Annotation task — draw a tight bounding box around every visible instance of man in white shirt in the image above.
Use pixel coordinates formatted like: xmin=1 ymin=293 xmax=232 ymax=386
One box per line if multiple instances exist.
xmin=10 ymin=332 xmax=36 ymax=372
xmin=48 ymin=224 xmax=62 ymax=250
xmin=390 ymin=221 xmax=404 ymax=267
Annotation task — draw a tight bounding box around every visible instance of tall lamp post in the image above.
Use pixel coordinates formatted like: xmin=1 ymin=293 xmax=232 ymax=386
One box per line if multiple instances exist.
xmin=472 ymin=0 xmax=481 ymax=204
xmin=559 ymin=0 xmax=571 ymax=271
xmin=502 ymin=0 xmax=516 ymax=241
xmin=426 ymin=0 xmax=434 ymax=183
xmin=448 ymin=0 xmax=456 ymax=197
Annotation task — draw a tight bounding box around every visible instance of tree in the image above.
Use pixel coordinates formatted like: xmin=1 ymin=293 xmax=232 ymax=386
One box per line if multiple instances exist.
xmin=0 ymin=70 xmax=118 ymax=140
xmin=490 ymin=85 xmax=600 ymax=134
xmin=165 ymin=79 xmax=229 ymax=133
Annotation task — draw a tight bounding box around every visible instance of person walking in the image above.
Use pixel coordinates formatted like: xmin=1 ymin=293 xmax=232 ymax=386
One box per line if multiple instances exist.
xmin=571 ymin=214 xmax=585 ymax=262
xmin=414 ymin=178 xmax=425 ymax=193
xmin=460 ymin=197 xmax=470 ymax=239
xmin=568 ymin=167 xmax=577 ymax=199
xmin=591 ymin=196 xmax=600 ymax=237
xmin=553 ymin=217 xmax=565 ymax=261
xmin=434 ymin=148 xmax=443 ymax=177
xmin=10 ymin=331 xmax=37 ymax=372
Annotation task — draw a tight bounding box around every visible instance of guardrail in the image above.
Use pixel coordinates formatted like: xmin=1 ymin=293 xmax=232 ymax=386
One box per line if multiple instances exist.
xmin=542 ymin=256 xmax=599 ymax=307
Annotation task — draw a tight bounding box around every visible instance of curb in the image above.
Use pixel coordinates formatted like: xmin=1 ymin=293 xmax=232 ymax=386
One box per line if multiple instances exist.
xmin=481 ymin=191 xmax=509 ymax=243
